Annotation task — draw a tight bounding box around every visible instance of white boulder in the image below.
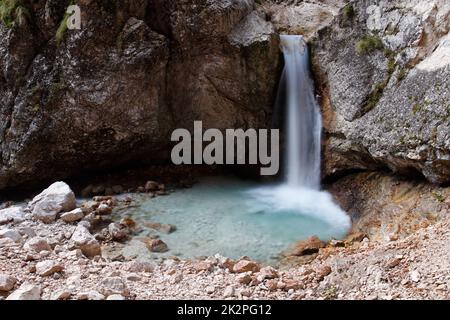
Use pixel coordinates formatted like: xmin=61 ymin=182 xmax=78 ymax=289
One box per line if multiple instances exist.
xmin=36 ymin=260 xmax=63 ymax=276
xmin=0 ymin=228 xmax=22 ymax=242
xmin=29 ymin=182 xmax=76 ymax=223
xmin=0 ymin=206 xmax=25 ymax=225
xmin=6 ymin=282 xmax=41 ymax=300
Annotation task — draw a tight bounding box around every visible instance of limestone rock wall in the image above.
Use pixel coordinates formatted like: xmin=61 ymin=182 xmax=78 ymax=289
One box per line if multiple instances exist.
xmin=0 ymin=0 xmax=280 ymax=190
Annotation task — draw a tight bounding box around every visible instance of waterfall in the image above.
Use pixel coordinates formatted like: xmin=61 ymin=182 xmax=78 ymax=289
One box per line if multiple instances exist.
xmin=279 ymin=35 xmax=322 ymax=189
xmin=248 ymin=35 xmax=351 ymax=235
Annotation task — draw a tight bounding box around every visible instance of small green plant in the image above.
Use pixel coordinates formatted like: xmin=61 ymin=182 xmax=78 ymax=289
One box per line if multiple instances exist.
xmin=323 ymin=286 xmax=338 ymax=300
xmin=397 ymin=68 xmax=407 ymax=81
xmin=412 ymin=103 xmax=422 ymax=114
xmin=355 ymin=35 xmax=383 ymax=55
xmin=342 ymin=3 xmax=355 ymax=21
xmin=31 ymin=84 xmax=41 ymax=95
xmin=56 ymin=12 xmax=69 ymax=44
xmin=362 ymin=81 xmax=386 ymax=114
xmin=116 ymin=32 xmax=124 ymax=54
xmin=0 ymin=0 xmax=30 ymax=27
xmin=55 ymin=1 xmax=78 ymax=44
xmin=387 ymin=58 xmax=396 ymax=74
xmin=432 ymin=192 xmax=445 ymax=203
xmin=49 ymin=78 xmax=67 ymax=97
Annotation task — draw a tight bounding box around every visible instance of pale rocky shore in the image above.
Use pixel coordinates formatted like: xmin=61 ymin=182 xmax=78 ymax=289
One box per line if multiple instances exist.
xmin=1 ymin=180 xmax=448 ymax=300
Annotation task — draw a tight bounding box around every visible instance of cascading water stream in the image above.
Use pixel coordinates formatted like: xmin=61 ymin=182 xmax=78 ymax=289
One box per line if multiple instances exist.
xmin=132 ymin=34 xmax=351 ymax=263
xmin=247 ymin=34 xmax=351 ymax=234
xmin=280 ymin=35 xmax=322 ymax=189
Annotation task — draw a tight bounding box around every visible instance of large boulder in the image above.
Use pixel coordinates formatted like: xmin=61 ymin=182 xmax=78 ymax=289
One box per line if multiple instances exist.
xmin=29 ymin=182 xmax=76 ymax=223
xmin=0 ymin=0 xmax=280 ymax=190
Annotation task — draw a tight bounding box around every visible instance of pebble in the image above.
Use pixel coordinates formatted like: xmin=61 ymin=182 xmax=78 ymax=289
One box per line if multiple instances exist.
xmin=107 ymin=294 xmax=125 ymax=300
xmin=51 ymin=290 xmax=72 ymax=300
xmin=98 ymin=277 xmax=129 ymax=297
xmin=232 ymin=260 xmax=260 ymax=273
xmin=223 ymin=285 xmax=235 ymax=297
xmin=410 ymin=270 xmax=421 ymax=283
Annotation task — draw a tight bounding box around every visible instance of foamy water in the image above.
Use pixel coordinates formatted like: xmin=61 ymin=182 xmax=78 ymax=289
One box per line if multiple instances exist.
xmin=248 ymin=185 xmax=351 ymax=233
xmin=132 ymin=177 xmax=350 ymax=263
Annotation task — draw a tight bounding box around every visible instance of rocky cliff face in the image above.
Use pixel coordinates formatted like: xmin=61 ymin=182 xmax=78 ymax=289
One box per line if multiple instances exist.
xmin=308 ymin=0 xmax=449 ymax=184
xmin=1 ymin=0 xmax=449 ymax=190
xmin=263 ymin=0 xmax=449 ymax=184
xmin=0 ymin=0 xmax=280 ymax=190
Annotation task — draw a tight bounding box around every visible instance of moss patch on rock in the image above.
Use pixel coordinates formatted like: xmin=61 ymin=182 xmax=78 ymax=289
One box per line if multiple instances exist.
xmin=0 ymin=0 xmax=30 ymax=27
xmin=342 ymin=4 xmax=355 ymax=21
xmin=355 ymin=35 xmax=383 ymax=55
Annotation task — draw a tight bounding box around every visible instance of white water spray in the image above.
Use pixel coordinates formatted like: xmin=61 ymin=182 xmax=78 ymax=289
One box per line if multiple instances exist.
xmin=281 ymin=35 xmax=322 ymax=189
xmin=249 ymin=35 xmax=351 ymax=234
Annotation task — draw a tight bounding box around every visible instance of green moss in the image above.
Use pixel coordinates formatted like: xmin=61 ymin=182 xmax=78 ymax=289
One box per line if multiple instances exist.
xmin=412 ymin=100 xmax=431 ymax=114
xmin=0 ymin=0 xmax=30 ymax=27
xmin=432 ymin=192 xmax=445 ymax=203
xmin=342 ymin=3 xmax=355 ymax=21
xmin=15 ymin=74 xmax=25 ymax=84
xmin=31 ymin=84 xmax=41 ymax=95
xmin=362 ymin=81 xmax=387 ymax=114
xmin=49 ymin=79 xmax=66 ymax=97
xmin=387 ymin=57 xmax=396 ymax=75
xmin=412 ymin=103 xmax=422 ymax=114
xmin=355 ymin=35 xmax=383 ymax=55
xmin=116 ymin=32 xmax=124 ymax=54
xmin=397 ymin=68 xmax=407 ymax=81
xmin=323 ymin=286 xmax=338 ymax=300
xmin=56 ymin=12 xmax=69 ymax=44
